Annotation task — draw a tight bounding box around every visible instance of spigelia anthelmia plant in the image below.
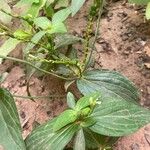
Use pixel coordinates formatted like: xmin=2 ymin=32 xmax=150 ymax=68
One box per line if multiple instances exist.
xmin=0 ymin=0 xmax=150 ymax=150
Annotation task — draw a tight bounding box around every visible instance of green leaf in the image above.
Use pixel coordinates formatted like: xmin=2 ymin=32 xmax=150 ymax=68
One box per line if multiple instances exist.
xmin=90 ymin=97 xmax=150 ymax=136
xmin=75 ymin=92 xmax=100 ymax=111
xmin=77 ymin=70 xmax=139 ymax=103
xmin=53 ymin=109 xmax=78 ymax=131
xmin=17 ymin=0 xmax=46 ymax=18
xmin=45 ymin=4 xmax=54 ymax=18
xmin=80 ymin=117 xmax=96 ymax=128
xmin=84 ymin=129 xmax=118 ymax=149
xmin=0 ymin=0 xmax=12 ymax=24
xmin=52 ymin=8 xmax=71 ymax=24
xmin=146 ymin=2 xmax=150 ymax=19
xmin=24 ymin=31 xmax=46 ymax=54
xmin=80 ymin=107 xmax=91 ymax=117
xmin=128 ymin=0 xmax=150 ymax=5
xmin=15 ymin=0 xmax=39 ymax=6
xmin=74 ymin=128 xmax=85 ymax=150
xmin=15 ymin=0 xmax=45 ymax=18
xmin=84 ymin=129 xmax=102 ymax=149
xmin=0 ymin=88 xmax=26 ymax=150
xmin=26 ymin=0 xmax=47 ymax=18
xmin=13 ymin=29 xmax=31 ymax=40
xmin=49 ymin=22 xmax=67 ymax=34
xmin=46 ymin=0 xmax=55 ymax=6
xmin=54 ymin=34 xmax=82 ymax=49
xmin=56 ymin=64 xmax=74 ymax=76
xmin=55 ymin=0 xmax=69 ymax=8
xmin=25 ymin=118 xmax=79 ymax=150
xmin=34 ymin=17 xmax=51 ymax=29
xmin=67 ymin=92 xmax=76 ymax=109
xmin=0 ymin=38 xmax=20 ymax=64
xmin=71 ymin=0 xmax=86 ymax=16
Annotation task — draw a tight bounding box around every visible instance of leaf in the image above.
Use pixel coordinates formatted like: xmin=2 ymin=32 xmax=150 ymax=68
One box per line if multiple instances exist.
xmin=56 ymin=65 xmax=74 ymax=76
xmin=74 ymin=128 xmax=85 ymax=150
xmin=15 ymin=0 xmax=43 ymax=17
xmin=53 ymin=109 xmax=78 ymax=131
xmin=25 ymin=118 xmax=79 ymax=150
xmin=54 ymin=34 xmax=82 ymax=49
xmin=45 ymin=4 xmax=54 ymax=18
xmin=13 ymin=29 xmax=31 ymax=40
xmin=128 ymin=0 xmax=150 ymax=5
xmin=34 ymin=17 xmax=51 ymax=29
xmin=77 ymin=70 xmax=139 ymax=103
xmin=84 ymin=129 xmax=102 ymax=149
xmin=0 ymin=88 xmax=26 ymax=150
xmin=75 ymin=92 xmax=100 ymax=111
xmin=71 ymin=0 xmax=86 ymax=16
xmin=90 ymin=97 xmax=150 ymax=136
xmin=15 ymin=0 xmax=39 ymax=6
xmin=67 ymin=48 xmax=78 ymax=59
xmin=0 ymin=38 xmax=20 ymax=64
xmin=52 ymin=8 xmax=71 ymax=24
xmin=46 ymin=0 xmax=55 ymax=6
xmin=67 ymin=92 xmax=76 ymax=109
xmin=80 ymin=117 xmax=96 ymax=128
xmin=24 ymin=31 xmax=46 ymax=54
xmin=0 ymin=0 xmax=12 ymax=24
xmin=26 ymin=0 xmax=47 ymax=18
xmin=16 ymin=0 xmax=46 ymax=18
xmin=55 ymin=0 xmax=69 ymax=8
xmin=49 ymin=22 xmax=67 ymax=34
xmin=146 ymin=2 xmax=150 ymax=19
xmin=84 ymin=129 xmax=118 ymax=149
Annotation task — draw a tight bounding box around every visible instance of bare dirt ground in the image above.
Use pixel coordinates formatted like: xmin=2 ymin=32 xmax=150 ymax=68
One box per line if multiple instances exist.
xmin=0 ymin=0 xmax=150 ymax=149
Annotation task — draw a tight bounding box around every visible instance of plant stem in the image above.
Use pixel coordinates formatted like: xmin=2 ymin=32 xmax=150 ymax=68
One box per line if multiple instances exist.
xmin=28 ymin=54 xmax=82 ymax=78
xmin=13 ymin=94 xmax=65 ymax=99
xmin=0 ymin=55 xmax=77 ymax=81
xmin=29 ymin=54 xmax=78 ymax=66
xmin=82 ymin=16 xmax=93 ymax=70
xmin=0 ymin=22 xmax=49 ymax=52
xmin=92 ymin=0 xmax=104 ymax=50
xmin=0 ymin=9 xmax=33 ymax=26
xmin=24 ymin=38 xmax=49 ymax=51
xmin=82 ymin=0 xmax=104 ymax=71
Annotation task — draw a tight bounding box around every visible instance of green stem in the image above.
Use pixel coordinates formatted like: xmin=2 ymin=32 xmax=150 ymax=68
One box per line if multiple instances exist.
xmin=13 ymin=94 xmax=65 ymax=99
xmin=29 ymin=54 xmax=78 ymax=66
xmin=24 ymin=38 xmax=49 ymax=51
xmin=29 ymin=54 xmax=82 ymax=78
xmin=82 ymin=17 xmax=93 ymax=69
xmin=0 ymin=9 xmax=33 ymax=26
xmin=82 ymin=0 xmax=104 ymax=71
xmin=86 ymin=0 xmax=104 ymax=69
xmin=0 ymin=22 xmax=49 ymax=51
xmin=0 ymin=55 xmax=77 ymax=80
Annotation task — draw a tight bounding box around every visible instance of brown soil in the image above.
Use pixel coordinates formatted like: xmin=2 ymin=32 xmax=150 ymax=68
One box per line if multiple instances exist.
xmin=0 ymin=0 xmax=150 ymax=149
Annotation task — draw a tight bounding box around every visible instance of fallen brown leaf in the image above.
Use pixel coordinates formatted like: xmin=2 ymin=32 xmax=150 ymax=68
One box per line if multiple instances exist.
xmin=144 ymin=45 xmax=150 ymax=57
xmin=144 ymin=63 xmax=150 ymax=69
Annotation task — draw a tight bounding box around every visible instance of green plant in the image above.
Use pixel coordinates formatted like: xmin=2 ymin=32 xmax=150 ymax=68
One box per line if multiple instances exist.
xmin=0 ymin=0 xmax=150 ymax=150
xmin=0 ymin=0 xmax=90 ymax=98
xmin=0 ymin=87 xmax=150 ymax=150
xmin=0 ymin=0 xmax=102 ymax=97
xmin=129 ymin=0 xmax=150 ymax=19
